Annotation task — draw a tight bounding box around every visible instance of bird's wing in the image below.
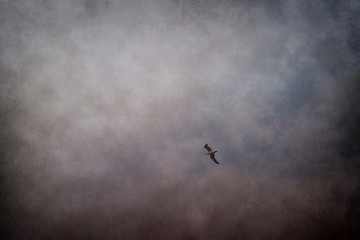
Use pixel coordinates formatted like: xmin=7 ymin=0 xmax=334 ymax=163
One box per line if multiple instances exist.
xmin=204 ymin=144 xmax=212 ymax=152
xmin=210 ymin=153 xmax=219 ymax=164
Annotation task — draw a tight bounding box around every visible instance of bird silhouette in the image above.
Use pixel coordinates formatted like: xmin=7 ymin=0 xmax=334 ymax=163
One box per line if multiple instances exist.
xmin=204 ymin=144 xmax=219 ymax=164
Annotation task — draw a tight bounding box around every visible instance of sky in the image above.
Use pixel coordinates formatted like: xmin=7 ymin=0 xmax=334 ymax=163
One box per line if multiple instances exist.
xmin=1 ymin=0 xmax=360 ymax=239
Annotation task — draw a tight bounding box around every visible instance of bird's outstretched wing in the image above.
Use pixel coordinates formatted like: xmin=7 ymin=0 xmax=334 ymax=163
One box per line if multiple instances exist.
xmin=210 ymin=153 xmax=219 ymax=164
xmin=204 ymin=144 xmax=212 ymax=152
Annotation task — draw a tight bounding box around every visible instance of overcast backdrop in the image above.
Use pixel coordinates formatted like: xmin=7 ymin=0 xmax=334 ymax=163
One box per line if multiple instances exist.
xmin=1 ymin=0 xmax=360 ymax=239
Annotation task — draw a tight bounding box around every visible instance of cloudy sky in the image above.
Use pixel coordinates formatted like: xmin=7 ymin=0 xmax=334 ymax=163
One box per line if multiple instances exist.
xmin=1 ymin=0 xmax=360 ymax=239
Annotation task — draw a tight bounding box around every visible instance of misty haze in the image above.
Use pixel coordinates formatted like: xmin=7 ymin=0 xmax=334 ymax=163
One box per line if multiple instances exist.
xmin=1 ymin=0 xmax=360 ymax=239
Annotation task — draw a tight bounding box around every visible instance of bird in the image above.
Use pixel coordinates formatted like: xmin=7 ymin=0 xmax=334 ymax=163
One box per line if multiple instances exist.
xmin=204 ymin=144 xmax=219 ymax=164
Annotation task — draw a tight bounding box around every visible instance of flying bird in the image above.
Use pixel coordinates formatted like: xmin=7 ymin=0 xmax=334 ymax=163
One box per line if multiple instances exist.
xmin=204 ymin=144 xmax=219 ymax=164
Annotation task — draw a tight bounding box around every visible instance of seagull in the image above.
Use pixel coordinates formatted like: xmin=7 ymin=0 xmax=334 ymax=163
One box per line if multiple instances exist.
xmin=204 ymin=144 xmax=219 ymax=164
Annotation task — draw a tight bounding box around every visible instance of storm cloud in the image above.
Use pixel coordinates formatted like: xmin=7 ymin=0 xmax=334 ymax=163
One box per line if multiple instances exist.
xmin=1 ymin=0 xmax=360 ymax=239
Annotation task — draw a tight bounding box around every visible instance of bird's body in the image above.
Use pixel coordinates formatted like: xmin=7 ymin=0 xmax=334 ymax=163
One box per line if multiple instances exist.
xmin=205 ymin=150 xmax=218 ymax=155
xmin=204 ymin=144 xmax=219 ymax=164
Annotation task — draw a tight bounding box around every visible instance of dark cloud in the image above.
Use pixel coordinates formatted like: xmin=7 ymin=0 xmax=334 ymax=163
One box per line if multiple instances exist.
xmin=1 ymin=0 xmax=360 ymax=239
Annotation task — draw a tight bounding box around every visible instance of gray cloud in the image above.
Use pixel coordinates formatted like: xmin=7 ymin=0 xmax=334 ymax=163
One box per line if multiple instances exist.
xmin=1 ymin=0 xmax=360 ymax=239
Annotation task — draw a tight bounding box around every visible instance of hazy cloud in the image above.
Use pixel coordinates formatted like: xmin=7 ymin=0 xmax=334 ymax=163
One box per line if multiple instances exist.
xmin=1 ymin=0 xmax=360 ymax=239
